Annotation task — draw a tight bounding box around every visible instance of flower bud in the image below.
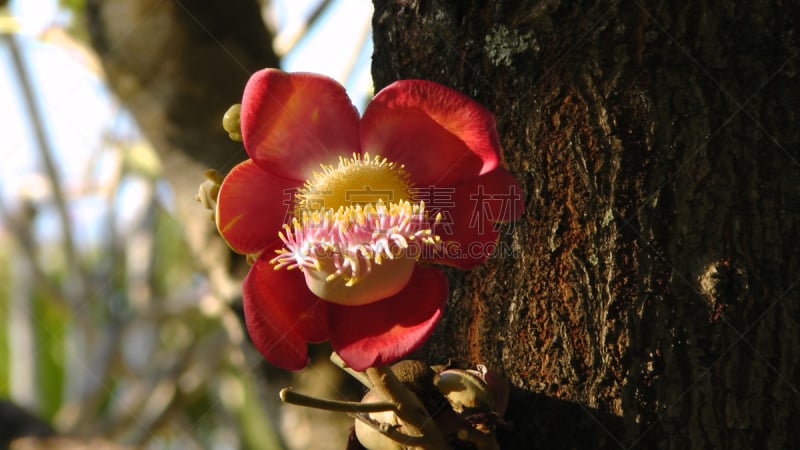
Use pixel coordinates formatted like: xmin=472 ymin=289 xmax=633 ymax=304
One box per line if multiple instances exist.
xmin=354 ymin=391 xmax=404 ymax=450
xmin=434 ymin=368 xmax=495 ymax=415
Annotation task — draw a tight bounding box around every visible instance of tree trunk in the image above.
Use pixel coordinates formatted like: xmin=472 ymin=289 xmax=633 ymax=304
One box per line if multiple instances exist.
xmin=372 ymin=1 xmax=799 ymax=448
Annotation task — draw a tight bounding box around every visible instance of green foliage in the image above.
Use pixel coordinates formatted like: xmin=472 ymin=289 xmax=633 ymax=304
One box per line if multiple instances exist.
xmin=239 ymin=373 xmax=285 ymax=450
xmin=58 ymin=0 xmax=89 ymax=42
xmin=31 ymin=287 xmax=66 ymax=421
xmin=59 ymin=0 xmax=84 ymax=12
xmin=152 ymin=208 xmax=194 ymax=297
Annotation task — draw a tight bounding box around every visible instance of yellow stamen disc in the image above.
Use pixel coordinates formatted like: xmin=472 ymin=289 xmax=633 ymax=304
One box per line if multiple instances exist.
xmin=296 ymin=153 xmax=412 ymax=213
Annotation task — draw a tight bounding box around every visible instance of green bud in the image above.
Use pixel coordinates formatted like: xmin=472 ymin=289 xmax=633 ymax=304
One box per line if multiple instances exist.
xmin=222 ymin=104 xmax=242 ymax=141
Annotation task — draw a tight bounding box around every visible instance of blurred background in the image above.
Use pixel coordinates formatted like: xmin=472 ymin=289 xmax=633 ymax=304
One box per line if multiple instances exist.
xmin=0 ymin=0 xmax=373 ymax=448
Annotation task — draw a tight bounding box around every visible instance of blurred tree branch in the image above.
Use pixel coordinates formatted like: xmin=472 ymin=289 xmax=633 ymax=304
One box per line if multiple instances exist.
xmin=85 ymin=0 xmax=280 ymax=301
xmin=86 ymin=0 xmax=278 ymax=170
xmin=3 ymin=32 xmax=89 ymax=309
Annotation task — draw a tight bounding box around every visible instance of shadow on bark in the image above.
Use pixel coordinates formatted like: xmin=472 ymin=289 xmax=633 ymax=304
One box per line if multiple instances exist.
xmin=499 ymin=388 xmax=626 ymax=450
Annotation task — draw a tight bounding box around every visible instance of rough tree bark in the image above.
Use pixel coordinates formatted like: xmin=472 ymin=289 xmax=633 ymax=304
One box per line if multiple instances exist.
xmin=372 ymin=1 xmax=799 ymax=449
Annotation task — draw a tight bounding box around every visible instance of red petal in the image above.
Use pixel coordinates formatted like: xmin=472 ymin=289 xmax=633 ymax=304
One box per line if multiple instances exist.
xmin=427 ymin=169 xmax=524 ymax=269
xmin=242 ymin=254 xmax=329 ymax=370
xmin=361 ymin=80 xmax=500 ymax=187
xmin=216 ymin=159 xmax=300 ymax=255
xmin=328 ymin=265 xmax=447 ymax=371
xmin=241 ymin=69 xmax=361 ymax=181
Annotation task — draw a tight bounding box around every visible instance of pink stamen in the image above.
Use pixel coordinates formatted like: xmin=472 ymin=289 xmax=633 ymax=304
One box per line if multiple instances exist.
xmin=271 ymin=201 xmax=441 ymax=286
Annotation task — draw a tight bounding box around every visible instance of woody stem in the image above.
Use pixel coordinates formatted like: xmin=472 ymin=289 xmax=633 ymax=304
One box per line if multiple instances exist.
xmin=364 ymin=365 xmax=450 ymax=450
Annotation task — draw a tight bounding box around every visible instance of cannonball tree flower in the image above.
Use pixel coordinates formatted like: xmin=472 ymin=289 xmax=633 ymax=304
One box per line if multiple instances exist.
xmin=215 ymin=69 xmax=523 ymax=371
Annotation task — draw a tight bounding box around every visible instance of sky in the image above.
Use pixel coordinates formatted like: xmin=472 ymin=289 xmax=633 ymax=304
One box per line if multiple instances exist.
xmin=0 ymin=0 xmax=373 ymax=246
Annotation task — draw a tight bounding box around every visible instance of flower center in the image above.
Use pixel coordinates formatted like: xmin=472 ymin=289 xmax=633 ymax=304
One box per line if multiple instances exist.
xmin=296 ymin=153 xmax=412 ymax=212
xmin=271 ymin=154 xmax=441 ymax=306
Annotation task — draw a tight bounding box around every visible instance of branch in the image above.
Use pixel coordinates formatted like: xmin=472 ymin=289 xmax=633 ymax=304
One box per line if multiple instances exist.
xmin=279 ymin=388 xmax=396 ymax=414
xmin=365 ymin=366 xmax=450 ymax=450
xmin=5 ymin=32 xmax=88 ymax=308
